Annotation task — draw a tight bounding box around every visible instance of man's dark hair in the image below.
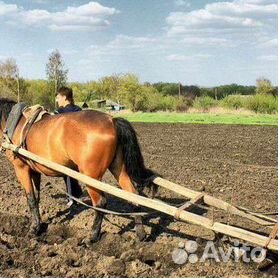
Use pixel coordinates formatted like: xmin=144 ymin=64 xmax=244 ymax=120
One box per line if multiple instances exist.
xmin=57 ymin=87 xmax=74 ymax=104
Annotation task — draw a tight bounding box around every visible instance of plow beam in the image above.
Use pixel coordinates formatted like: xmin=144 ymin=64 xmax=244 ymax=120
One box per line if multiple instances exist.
xmin=2 ymin=141 xmax=278 ymax=252
xmin=153 ymin=177 xmax=277 ymax=227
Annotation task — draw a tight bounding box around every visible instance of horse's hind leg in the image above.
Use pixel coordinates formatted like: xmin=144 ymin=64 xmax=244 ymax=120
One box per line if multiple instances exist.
xmin=80 ymin=167 xmax=107 ymax=243
xmin=86 ymin=187 xmax=106 ymax=243
xmin=109 ymin=151 xmax=146 ymax=241
xmin=14 ymin=164 xmax=42 ymax=235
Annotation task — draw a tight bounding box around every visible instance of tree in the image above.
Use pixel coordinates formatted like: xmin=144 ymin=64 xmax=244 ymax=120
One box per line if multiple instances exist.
xmin=0 ymin=58 xmax=20 ymax=100
xmin=118 ymin=74 xmax=141 ymax=111
xmin=26 ymin=79 xmax=52 ymax=108
xmin=182 ymin=85 xmax=201 ymax=100
xmin=153 ymin=82 xmax=179 ymax=96
xmin=98 ymin=75 xmax=121 ymax=101
xmin=256 ymin=78 xmax=273 ymax=95
xmin=46 ymin=49 xmax=68 ymax=106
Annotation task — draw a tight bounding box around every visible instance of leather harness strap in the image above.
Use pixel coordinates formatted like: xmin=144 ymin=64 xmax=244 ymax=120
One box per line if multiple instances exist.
xmin=20 ymin=107 xmax=43 ymax=149
xmin=18 ymin=107 xmax=44 ymax=170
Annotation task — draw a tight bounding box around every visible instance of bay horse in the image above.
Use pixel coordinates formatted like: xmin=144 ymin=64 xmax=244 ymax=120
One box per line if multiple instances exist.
xmin=0 ymin=98 xmax=155 ymax=243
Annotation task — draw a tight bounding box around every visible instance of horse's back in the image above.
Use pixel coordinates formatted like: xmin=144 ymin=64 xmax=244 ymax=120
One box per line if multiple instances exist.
xmin=25 ymin=110 xmax=117 ymax=174
xmin=33 ymin=110 xmax=115 ymax=138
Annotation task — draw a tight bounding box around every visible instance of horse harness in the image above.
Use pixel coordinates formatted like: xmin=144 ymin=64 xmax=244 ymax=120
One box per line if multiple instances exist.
xmin=2 ymin=104 xmax=49 ymax=160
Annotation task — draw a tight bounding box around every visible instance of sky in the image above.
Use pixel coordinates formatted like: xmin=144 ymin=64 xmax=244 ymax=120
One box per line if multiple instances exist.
xmin=0 ymin=0 xmax=277 ymax=86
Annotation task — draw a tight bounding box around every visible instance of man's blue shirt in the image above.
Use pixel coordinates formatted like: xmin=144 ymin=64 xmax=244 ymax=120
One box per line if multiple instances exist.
xmin=55 ymin=104 xmax=82 ymax=114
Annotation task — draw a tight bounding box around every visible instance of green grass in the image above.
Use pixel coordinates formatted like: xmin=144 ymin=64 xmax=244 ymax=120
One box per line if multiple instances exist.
xmin=116 ymin=112 xmax=278 ymax=126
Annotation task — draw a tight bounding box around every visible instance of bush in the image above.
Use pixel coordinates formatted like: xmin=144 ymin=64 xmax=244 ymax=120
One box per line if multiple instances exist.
xmin=148 ymin=95 xmax=189 ymax=112
xmin=120 ymin=85 xmax=187 ymax=112
xmin=193 ymin=96 xmax=218 ymax=111
xmin=221 ymin=95 xmax=245 ymax=110
xmin=256 ymin=78 xmax=273 ymax=95
xmin=156 ymin=95 xmax=178 ymax=111
xmin=244 ymin=94 xmax=278 ymax=114
xmin=175 ymin=97 xmax=190 ymax=112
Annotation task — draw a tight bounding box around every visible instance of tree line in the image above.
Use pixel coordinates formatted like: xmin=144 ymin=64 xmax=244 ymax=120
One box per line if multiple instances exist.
xmin=0 ymin=50 xmax=277 ymax=113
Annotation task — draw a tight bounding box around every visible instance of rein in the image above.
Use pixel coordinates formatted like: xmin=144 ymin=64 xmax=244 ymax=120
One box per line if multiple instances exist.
xmin=46 ymin=175 xmax=151 ymax=218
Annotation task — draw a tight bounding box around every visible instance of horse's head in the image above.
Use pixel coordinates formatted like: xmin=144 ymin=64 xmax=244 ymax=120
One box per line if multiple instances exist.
xmin=0 ymin=98 xmax=16 ymax=140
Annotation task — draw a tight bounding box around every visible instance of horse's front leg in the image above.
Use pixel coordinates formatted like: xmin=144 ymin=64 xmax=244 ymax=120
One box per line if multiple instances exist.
xmin=14 ymin=164 xmax=42 ymax=235
xmin=32 ymin=171 xmax=41 ymax=204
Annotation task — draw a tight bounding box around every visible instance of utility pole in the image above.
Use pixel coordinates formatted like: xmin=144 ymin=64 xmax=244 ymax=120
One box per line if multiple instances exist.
xmin=178 ymin=83 xmax=181 ymax=98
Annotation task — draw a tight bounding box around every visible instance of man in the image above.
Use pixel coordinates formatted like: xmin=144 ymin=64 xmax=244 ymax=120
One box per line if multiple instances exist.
xmin=55 ymin=86 xmax=83 ymax=206
xmin=55 ymin=86 xmax=82 ymax=114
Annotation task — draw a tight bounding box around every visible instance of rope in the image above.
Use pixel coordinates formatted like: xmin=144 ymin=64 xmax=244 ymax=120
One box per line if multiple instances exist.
xmin=47 ymin=178 xmax=152 ymax=217
xmin=35 ymin=169 xmax=157 ymax=217
xmin=241 ymin=210 xmax=278 ymax=216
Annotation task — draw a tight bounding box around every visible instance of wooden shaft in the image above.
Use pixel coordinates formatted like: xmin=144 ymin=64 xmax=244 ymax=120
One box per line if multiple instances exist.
xmin=212 ymin=223 xmax=278 ymax=251
xmin=2 ymin=142 xmax=212 ymax=229
xmin=204 ymin=195 xmax=277 ymax=226
xmin=2 ymin=141 xmax=278 ymax=251
xmin=153 ymin=177 xmax=276 ymax=226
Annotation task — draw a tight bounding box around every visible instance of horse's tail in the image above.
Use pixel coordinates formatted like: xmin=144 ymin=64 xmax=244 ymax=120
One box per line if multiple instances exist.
xmin=113 ymin=117 xmax=157 ymax=194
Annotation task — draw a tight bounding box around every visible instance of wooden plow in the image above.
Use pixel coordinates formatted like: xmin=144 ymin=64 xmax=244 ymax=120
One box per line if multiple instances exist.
xmin=2 ymin=141 xmax=278 ymax=252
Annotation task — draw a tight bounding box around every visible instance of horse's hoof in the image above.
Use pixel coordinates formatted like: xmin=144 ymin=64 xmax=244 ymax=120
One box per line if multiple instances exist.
xmin=29 ymin=223 xmax=47 ymax=237
xmin=81 ymin=238 xmax=93 ymax=247
xmin=90 ymin=230 xmax=102 ymax=243
xmin=81 ymin=234 xmax=101 ymax=247
xmin=28 ymin=226 xmax=40 ymax=237
xmin=136 ymin=225 xmax=146 ymax=241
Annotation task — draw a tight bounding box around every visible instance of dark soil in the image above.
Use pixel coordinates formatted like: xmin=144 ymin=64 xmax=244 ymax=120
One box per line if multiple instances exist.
xmin=0 ymin=123 xmax=277 ymax=277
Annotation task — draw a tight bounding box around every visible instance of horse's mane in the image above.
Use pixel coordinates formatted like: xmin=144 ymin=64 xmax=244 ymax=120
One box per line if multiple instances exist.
xmin=0 ymin=98 xmax=17 ymax=122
